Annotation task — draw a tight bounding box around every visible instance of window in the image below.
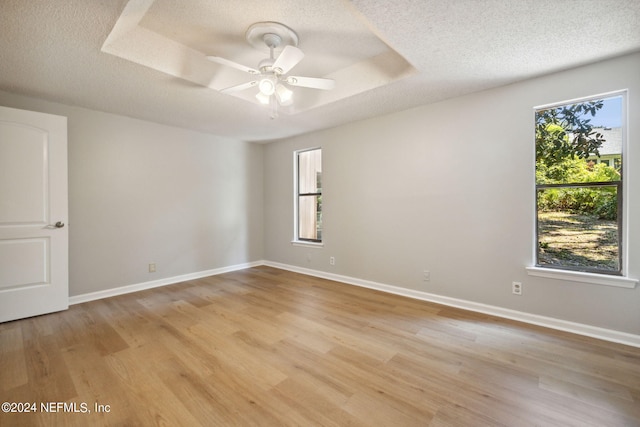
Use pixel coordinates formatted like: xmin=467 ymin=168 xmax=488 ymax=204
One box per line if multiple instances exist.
xmin=535 ymin=93 xmax=624 ymax=275
xmin=295 ymin=148 xmax=322 ymax=243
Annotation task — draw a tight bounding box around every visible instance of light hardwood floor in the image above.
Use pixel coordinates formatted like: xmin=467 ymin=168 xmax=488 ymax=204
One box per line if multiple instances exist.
xmin=1 ymin=266 xmax=639 ymax=426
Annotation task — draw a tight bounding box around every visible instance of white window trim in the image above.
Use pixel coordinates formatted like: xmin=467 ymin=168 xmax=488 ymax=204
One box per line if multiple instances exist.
xmin=530 ymin=90 xmax=637 ymax=287
xmin=291 ymin=240 xmax=324 ymax=248
xmin=526 ymin=267 xmax=637 ymax=289
xmin=292 ymin=147 xmax=322 ymax=245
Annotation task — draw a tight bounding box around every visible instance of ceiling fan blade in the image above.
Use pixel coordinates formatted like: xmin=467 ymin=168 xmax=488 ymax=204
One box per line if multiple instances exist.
xmin=220 ymin=81 xmax=258 ymax=94
xmin=206 ymin=56 xmax=260 ymax=75
xmin=286 ymin=76 xmax=335 ymax=90
xmin=272 ymin=45 xmax=304 ymax=74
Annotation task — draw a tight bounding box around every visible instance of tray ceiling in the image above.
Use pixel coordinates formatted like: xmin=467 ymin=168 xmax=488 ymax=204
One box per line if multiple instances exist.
xmin=102 ymin=0 xmax=416 ymax=115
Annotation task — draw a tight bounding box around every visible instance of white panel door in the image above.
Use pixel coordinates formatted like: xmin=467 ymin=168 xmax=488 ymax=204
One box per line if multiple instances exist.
xmin=0 ymin=105 xmax=68 ymax=322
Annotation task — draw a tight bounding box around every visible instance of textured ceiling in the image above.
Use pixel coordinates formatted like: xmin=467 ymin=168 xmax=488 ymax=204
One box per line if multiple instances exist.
xmin=1 ymin=0 xmax=639 ymax=142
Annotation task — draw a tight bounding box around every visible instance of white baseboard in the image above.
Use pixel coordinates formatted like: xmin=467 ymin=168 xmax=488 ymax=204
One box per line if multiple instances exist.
xmin=69 ymin=261 xmax=263 ymax=305
xmin=263 ymin=261 xmax=640 ymax=348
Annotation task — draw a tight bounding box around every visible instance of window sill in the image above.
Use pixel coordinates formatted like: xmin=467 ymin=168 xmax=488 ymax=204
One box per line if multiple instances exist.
xmin=291 ymin=240 xmax=324 ymax=248
xmin=526 ymin=266 xmax=637 ymax=289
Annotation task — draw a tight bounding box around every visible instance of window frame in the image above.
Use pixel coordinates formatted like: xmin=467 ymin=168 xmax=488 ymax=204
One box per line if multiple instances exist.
xmin=531 ymin=90 xmax=630 ymax=280
xmin=293 ymin=147 xmax=323 ymax=245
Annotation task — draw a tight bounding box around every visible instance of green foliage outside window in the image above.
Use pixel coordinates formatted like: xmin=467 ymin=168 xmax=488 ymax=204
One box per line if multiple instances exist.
xmin=535 ymin=100 xmax=619 ymax=220
xmin=536 ymin=158 xmax=620 ymax=220
xmin=535 ymin=100 xmax=606 ymax=167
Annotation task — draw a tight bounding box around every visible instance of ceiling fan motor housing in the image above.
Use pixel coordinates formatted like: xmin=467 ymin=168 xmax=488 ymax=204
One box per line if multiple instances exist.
xmin=258 ymin=58 xmax=276 ymax=74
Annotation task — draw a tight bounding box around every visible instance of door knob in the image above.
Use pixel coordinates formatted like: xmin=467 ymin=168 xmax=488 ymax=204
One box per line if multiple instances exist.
xmin=54 ymin=221 xmax=65 ymax=228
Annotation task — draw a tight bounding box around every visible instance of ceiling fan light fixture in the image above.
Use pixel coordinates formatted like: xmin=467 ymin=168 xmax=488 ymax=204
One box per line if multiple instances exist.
xmin=275 ymin=83 xmax=293 ymax=105
xmin=258 ymin=77 xmax=276 ymax=96
xmin=256 ymin=92 xmax=271 ymax=105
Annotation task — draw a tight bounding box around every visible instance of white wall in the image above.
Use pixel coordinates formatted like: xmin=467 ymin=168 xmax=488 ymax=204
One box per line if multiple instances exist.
xmin=263 ymin=53 xmax=640 ymax=335
xmin=0 ymin=91 xmax=264 ymax=296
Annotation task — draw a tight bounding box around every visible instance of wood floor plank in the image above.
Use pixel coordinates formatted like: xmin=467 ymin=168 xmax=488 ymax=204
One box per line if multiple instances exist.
xmin=272 ymin=377 xmax=366 ymax=427
xmin=277 ymin=311 xmax=399 ymax=363
xmin=268 ymin=337 xmax=355 ymax=406
xmin=186 ymin=322 xmax=289 ymax=391
xmin=1 ymin=266 xmax=639 ymax=426
xmin=343 ymin=390 xmax=432 ymax=427
xmin=0 ymin=325 xmax=28 ymax=391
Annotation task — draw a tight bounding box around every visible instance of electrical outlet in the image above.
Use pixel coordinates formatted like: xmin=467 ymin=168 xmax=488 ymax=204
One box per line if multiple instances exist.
xmin=149 ymin=263 xmax=156 ymax=273
xmin=512 ymin=281 xmax=522 ymax=295
xmin=329 ymin=256 xmax=335 ymax=266
xmin=423 ymin=270 xmax=430 ymax=281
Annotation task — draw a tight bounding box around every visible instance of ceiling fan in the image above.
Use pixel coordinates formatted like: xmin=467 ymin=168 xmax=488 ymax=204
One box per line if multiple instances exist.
xmin=206 ymin=22 xmax=335 ymax=118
